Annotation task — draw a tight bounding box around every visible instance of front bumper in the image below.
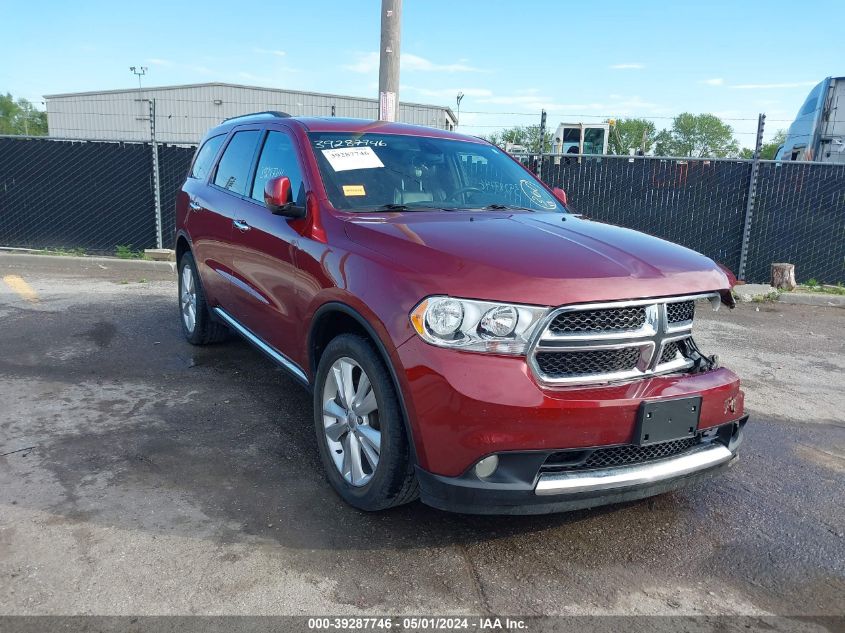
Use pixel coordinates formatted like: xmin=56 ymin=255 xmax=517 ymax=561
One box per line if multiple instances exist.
xmin=396 ymin=335 xmax=745 ymax=477
xmin=416 ymin=416 xmax=747 ymax=515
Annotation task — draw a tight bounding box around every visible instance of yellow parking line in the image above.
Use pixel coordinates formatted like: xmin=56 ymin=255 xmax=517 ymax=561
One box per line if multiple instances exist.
xmin=2 ymin=275 xmax=39 ymax=303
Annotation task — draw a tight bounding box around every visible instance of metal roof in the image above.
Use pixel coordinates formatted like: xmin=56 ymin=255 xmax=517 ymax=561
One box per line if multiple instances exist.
xmin=43 ymin=81 xmax=456 ymax=119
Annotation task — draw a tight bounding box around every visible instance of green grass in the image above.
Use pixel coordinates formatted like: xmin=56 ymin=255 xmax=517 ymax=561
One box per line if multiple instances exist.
xmin=751 ymin=291 xmax=781 ymax=303
xmin=114 ymin=245 xmax=146 ymax=259
xmin=792 ymin=280 xmax=845 ymax=296
xmin=42 ymin=247 xmax=87 ymax=257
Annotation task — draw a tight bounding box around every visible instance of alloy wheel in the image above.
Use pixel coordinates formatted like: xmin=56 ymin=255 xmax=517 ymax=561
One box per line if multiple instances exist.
xmin=180 ymin=263 xmax=197 ymax=333
xmin=322 ymin=357 xmax=382 ymax=486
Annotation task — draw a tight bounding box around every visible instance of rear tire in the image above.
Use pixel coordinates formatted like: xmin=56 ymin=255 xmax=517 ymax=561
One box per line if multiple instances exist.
xmin=178 ymin=252 xmax=228 ymax=345
xmin=313 ymin=334 xmax=418 ymax=511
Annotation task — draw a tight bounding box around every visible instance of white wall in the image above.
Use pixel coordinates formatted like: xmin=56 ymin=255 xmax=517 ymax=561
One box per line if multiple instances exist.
xmin=45 ymin=84 xmax=453 ymax=144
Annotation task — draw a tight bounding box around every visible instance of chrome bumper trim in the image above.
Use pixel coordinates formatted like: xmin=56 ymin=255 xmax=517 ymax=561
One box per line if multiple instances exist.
xmin=534 ymin=443 xmax=734 ymax=496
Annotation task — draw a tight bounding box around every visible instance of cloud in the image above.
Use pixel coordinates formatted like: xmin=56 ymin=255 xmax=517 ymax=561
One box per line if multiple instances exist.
xmin=403 ymin=85 xmax=493 ymax=99
xmin=609 ymin=63 xmax=644 ymax=70
xmin=238 ymin=72 xmax=275 ymax=85
xmin=474 ymin=92 xmax=664 ymax=114
xmin=402 ymin=53 xmax=486 ymax=73
xmin=700 ymin=78 xmax=724 ymax=86
xmin=145 ymin=58 xmax=216 ymax=77
xmin=342 ymin=52 xmax=486 ymax=74
xmin=342 ymin=52 xmax=379 ymax=74
xmin=731 ymin=81 xmax=818 ymax=89
xmin=253 ymin=48 xmax=287 ymax=57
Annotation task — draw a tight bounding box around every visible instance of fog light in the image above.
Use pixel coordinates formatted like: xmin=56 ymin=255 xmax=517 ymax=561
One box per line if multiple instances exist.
xmin=474 ymin=455 xmax=499 ymax=479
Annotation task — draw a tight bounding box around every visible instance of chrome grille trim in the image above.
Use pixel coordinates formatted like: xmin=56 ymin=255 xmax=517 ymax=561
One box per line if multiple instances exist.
xmin=528 ymin=294 xmax=719 ymax=386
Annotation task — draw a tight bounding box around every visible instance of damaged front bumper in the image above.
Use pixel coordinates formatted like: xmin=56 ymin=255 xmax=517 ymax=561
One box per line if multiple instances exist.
xmin=416 ymin=416 xmax=747 ymax=515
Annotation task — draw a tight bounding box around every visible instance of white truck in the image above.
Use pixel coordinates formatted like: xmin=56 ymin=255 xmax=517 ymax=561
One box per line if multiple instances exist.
xmin=775 ymin=76 xmax=845 ymax=163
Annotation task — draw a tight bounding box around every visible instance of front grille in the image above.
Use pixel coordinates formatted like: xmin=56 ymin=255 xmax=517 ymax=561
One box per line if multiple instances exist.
xmin=542 ymin=436 xmax=702 ymax=472
xmin=536 ymin=347 xmax=641 ymax=378
xmin=548 ymin=306 xmax=646 ymax=335
xmin=659 ymin=341 xmax=680 ymax=363
xmin=667 ymin=300 xmax=695 ymax=323
xmin=530 ymin=294 xmax=713 ymax=385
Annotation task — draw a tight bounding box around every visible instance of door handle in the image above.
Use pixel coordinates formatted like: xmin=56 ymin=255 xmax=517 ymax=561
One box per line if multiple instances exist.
xmin=188 ymin=199 xmax=202 ymax=211
xmin=233 ymin=219 xmax=251 ymax=232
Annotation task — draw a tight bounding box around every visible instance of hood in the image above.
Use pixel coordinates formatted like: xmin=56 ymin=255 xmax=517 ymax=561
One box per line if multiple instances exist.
xmin=344 ymin=211 xmax=732 ymax=306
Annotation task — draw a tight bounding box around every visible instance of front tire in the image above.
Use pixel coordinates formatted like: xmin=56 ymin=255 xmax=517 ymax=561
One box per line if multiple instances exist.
xmin=313 ymin=334 xmax=418 ymax=511
xmin=178 ymin=252 xmax=228 ymax=345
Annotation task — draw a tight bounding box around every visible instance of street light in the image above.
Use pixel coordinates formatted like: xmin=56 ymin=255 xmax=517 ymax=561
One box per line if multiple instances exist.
xmin=129 ymin=66 xmax=147 ymax=91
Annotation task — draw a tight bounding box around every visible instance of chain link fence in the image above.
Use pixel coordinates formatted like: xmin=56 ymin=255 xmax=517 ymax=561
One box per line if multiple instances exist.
xmin=745 ymin=161 xmax=845 ymax=283
xmin=0 ymin=136 xmax=194 ymax=254
xmin=0 ymin=136 xmax=843 ymax=283
xmin=536 ymin=154 xmax=845 ymax=284
xmin=540 ymin=155 xmax=750 ymax=274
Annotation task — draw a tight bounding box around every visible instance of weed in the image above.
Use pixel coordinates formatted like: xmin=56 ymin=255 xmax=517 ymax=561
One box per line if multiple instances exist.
xmin=43 ymin=247 xmax=86 ymax=257
xmin=115 ymin=245 xmax=144 ymax=259
xmin=752 ymin=291 xmax=781 ymax=303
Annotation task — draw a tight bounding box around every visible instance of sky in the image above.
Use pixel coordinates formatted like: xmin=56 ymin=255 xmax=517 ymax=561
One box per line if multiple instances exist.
xmin=2 ymin=0 xmax=844 ymax=147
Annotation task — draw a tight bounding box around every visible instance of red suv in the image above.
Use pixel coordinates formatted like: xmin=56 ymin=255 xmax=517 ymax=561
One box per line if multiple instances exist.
xmin=175 ymin=112 xmax=747 ymax=514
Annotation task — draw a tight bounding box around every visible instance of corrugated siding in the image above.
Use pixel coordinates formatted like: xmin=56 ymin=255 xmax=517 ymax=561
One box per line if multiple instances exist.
xmin=46 ymin=85 xmax=451 ymax=144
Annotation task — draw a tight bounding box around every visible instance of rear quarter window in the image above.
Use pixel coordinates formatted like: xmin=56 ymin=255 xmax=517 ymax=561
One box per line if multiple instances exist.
xmin=190 ymin=134 xmax=225 ymax=180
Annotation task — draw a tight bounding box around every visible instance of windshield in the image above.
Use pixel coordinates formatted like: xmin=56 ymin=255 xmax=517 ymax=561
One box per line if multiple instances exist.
xmin=308 ymin=132 xmax=566 ymax=213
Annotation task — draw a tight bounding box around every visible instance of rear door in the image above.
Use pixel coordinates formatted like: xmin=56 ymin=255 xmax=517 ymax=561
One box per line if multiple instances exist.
xmin=181 ymin=133 xmax=229 ymax=304
xmin=226 ymin=126 xmax=308 ymax=359
xmin=201 ymin=126 xmax=263 ymax=310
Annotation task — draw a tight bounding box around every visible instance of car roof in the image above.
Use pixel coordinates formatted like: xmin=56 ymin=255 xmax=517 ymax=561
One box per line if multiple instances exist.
xmin=206 ymin=115 xmax=484 ymax=144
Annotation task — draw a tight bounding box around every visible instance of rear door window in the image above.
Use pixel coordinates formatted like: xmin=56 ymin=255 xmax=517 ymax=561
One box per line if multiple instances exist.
xmin=213 ymin=130 xmax=262 ymax=195
xmin=250 ymin=131 xmax=306 ymax=206
xmin=190 ymin=134 xmax=225 ymax=180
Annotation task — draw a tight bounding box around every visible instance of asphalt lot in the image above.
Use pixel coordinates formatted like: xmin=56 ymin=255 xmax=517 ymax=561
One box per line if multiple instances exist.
xmin=0 ymin=253 xmax=843 ymax=620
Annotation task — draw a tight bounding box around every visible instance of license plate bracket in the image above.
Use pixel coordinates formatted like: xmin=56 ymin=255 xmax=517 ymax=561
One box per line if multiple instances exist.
xmin=635 ymin=396 xmax=702 ymax=446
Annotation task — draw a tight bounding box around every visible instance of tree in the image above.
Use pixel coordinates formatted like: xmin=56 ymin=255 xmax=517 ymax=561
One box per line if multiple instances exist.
xmin=653 ymin=113 xmax=739 ymax=158
xmin=482 ymin=125 xmax=551 ymax=153
xmin=607 ymin=118 xmax=657 ymax=155
xmin=738 ymin=129 xmax=787 ymax=160
xmin=0 ymin=94 xmax=48 ymax=136
xmin=760 ymin=129 xmax=787 ymax=160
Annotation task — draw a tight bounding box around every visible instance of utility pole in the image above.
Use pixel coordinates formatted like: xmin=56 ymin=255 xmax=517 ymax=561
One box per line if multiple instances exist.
xmin=130 ymin=65 xmax=149 ymax=138
xmin=738 ymin=112 xmax=766 ymax=281
xmin=456 ymin=92 xmax=464 ymax=129
xmin=149 ymin=99 xmax=163 ymax=250
xmin=130 ymin=66 xmax=161 ymax=249
xmin=378 ymin=0 xmax=401 ymax=121
xmin=537 ymin=109 xmax=547 ymax=176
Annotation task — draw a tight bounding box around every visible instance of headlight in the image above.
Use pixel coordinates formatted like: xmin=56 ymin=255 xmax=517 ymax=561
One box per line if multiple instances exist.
xmin=410 ymin=296 xmax=549 ymax=355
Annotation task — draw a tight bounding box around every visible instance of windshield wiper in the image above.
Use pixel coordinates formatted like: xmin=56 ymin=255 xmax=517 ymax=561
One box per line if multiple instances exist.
xmin=483 ymin=204 xmax=536 ymax=211
xmin=371 ymin=203 xmax=461 ymax=212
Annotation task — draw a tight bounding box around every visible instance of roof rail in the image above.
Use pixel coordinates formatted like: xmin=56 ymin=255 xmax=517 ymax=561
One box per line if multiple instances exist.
xmin=223 ymin=111 xmax=292 ymax=123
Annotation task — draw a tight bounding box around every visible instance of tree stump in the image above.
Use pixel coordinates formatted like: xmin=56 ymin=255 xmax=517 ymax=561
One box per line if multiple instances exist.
xmin=771 ymin=263 xmax=796 ymax=290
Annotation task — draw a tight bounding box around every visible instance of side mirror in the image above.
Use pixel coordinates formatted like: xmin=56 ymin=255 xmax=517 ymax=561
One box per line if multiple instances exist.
xmin=264 ymin=176 xmax=305 ymax=218
xmin=552 ymin=187 xmax=568 ymax=205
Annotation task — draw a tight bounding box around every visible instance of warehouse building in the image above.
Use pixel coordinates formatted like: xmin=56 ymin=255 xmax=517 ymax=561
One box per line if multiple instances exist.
xmin=44 ymin=82 xmax=457 ymax=144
